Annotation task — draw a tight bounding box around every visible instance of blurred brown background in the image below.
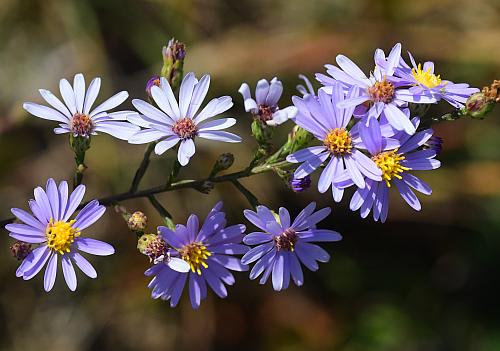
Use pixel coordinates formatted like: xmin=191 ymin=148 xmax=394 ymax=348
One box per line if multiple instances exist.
xmin=0 ymin=0 xmax=500 ymax=350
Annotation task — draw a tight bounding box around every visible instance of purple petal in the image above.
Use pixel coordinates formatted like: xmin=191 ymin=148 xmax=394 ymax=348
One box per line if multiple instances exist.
xmin=43 ymin=252 xmax=58 ymax=292
xmin=272 ymin=252 xmax=285 ymax=291
xmin=75 ymin=237 xmax=115 ymax=256
xmin=62 ymin=254 xmax=77 ymax=291
xmin=70 ymin=251 xmax=97 ymax=278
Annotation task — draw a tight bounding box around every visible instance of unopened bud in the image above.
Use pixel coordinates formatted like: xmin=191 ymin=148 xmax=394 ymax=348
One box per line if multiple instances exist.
xmin=289 ymin=175 xmax=311 ymax=192
xmin=251 ymin=119 xmax=273 ymax=148
xmin=465 ymin=92 xmax=494 ymax=120
xmin=161 ymin=38 xmax=186 ymax=91
xmin=10 ymin=241 xmax=32 ymax=260
xmin=146 ymin=75 xmax=161 ymax=98
xmin=128 ymin=211 xmax=148 ymax=232
xmin=210 ymin=153 xmax=234 ymax=177
xmin=137 ymin=233 xmax=168 ymax=263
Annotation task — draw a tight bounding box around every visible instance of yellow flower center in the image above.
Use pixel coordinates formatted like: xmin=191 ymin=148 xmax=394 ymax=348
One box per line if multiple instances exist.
xmin=179 ymin=242 xmax=211 ymax=275
xmin=324 ymin=128 xmax=353 ymax=156
xmin=411 ymin=63 xmax=442 ymax=89
xmin=45 ymin=219 xmax=80 ymax=254
xmin=372 ymin=149 xmax=410 ymax=187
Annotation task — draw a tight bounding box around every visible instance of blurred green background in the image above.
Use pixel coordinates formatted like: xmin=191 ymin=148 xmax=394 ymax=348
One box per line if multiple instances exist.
xmin=0 ymin=0 xmax=499 ymax=350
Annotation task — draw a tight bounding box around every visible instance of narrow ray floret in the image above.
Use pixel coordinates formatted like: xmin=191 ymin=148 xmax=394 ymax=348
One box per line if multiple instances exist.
xmin=23 ymin=73 xmax=140 ymax=140
xmin=238 ymin=77 xmax=297 ymax=126
xmin=241 ymin=203 xmax=342 ymax=291
xmin=317 ymin=43 xmax=437 ymax=134
xmin=286 ymin=83 xmax=382 ymax=202
xmin=344 ymin=118 xmax=441 ymax=222
xmin=395 ymin=52 xmax=479 ymax=108
xmin=5 ymin=179 xmax=115 ymax=292
xmin=145 ymin=202 xmax=249 ymax=309
xmin=128 ymin=72 xmax=242 ymax=166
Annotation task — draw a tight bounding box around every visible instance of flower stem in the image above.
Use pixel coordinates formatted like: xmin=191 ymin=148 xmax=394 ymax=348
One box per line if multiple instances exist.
xmin=129 ymin=142 xmax=157 ymax=193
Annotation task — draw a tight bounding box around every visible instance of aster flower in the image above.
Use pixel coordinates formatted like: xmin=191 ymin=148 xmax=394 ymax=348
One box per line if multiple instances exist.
xmin=239 ymin=77 xmax=297 ymax=126
xmin=23 ymin=73 xmax=139 ymax=140
xmin=395 ymin=52 xmax=479 ymax=109
xmin=317 ymin=43 xmax=437 ymax=134
xmin=241 ymin=203 xmax=341 ymax=291
xmin=286 ymin=83 xmax=382 ymax=202
xmin=128 ymin=73 xmax=242 ymax=166
xmin=345 ymin=118 xmax=441 ymax=222
xmin=296 ymin=74 xmax=317 ymax=97
xmin=145 ymin=202 xmax=248 ymax=309
xmin=5 ymin=179 xmax=114 ymax=292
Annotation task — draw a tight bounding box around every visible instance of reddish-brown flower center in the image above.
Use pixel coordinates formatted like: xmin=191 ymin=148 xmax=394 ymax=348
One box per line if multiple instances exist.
xmin=255 ymin=104 xmax=276 ymax=122
xmin=172 ymin=117 xmax=198 ymax=139
xmin=70 ymin=113 xmax=94 ymax=136
xmin=368 ymin=80 xmax=395 ymax=104
xmin=274 ymin=228 xmax=298 ymax=251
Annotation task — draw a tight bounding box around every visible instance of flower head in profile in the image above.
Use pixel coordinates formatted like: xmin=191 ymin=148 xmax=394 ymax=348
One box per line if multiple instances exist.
xmin=344 ymin=118 xmax=441 ymax=222
xmin=23 ymin=73 xmax=139 ymax=140
xmin=317 ymin=43 xmax=437 ymax=134
xmin=395 ymin=52 xmax=479 ymax=109
xmin=241 ymin=203 xmax=341 ymax=291
xmin=5 ymin=179 xmax=114 ymax=291
xmin=128 ymin=73 xmax=241 ymax=166
xmin=286 ymin=83 xmax=382 ymax=202
xmin=239 ymin=77 xmax=297 ymax=126
xmin=145 ymin=202 xmax=248 ymax=309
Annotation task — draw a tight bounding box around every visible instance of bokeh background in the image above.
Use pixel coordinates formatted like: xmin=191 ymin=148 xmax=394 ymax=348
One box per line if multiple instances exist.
xmin=1 ymin=0 xmax=499 ymax=350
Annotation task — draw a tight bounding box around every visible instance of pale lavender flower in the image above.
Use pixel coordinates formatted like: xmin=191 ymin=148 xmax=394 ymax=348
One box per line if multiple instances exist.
xmin=395 ymin=52 xmax=479 ymax=108
xmin=128 ymin=73 xmax=241 ymax=166
xmin=239 ymin=77 xmax=297 ymax=126
xmin=317 ymin=43 xmax=437 ymax=134
xmin=145 ymin=202 xmax=248 ymax=309
xmin=286 ymin=83 xmax=382 ymax=202
xmin=296 ymin=74 xmax=317 ymax=97
xmin=241 ymin=203 xmax=341 ymax=291
xmin=23 ymin=73 xmax=139 ymax=140
xmin=344 ymin=118 xmax=441 ymax=222
xmin=5 ymin=179 xmax=114 ymax=292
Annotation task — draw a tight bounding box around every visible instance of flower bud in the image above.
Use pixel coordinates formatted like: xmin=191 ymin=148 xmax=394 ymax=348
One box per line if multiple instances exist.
xmin=289 ymin=175 xmax=312 ymax=192
xmin=251 ymin=119 xmax=273 ymax=148
xmin=128 ymin=211 xmax=148 ymax=232
xmin=465 ymin=92 xmax=494 ymax=120
xmin=145 ymin=75 xmax=161 ymax=98
xmin=10 ymin=241 xmax=32 ymax=260
xmin=137 ymin=233 xmax=168 ymax=263
xmin=210 ymin=153 xmax=234 ymax=177
xmin=161 ymin=38 xmax=186 ymax=92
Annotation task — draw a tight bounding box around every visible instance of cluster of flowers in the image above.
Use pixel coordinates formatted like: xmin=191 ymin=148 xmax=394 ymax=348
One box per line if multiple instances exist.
xmin=6 ymin=42 xmax=479 ymax=309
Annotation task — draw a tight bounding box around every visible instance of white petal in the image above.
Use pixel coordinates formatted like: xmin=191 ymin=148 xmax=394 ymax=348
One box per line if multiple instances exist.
xmin=23 ymin=102 xmax=69 ymax=123
xmin=90 ymin=91 xmax=128 ymax=117
xmin=73 ymin=73 xmax=86 ymax=113
xmin=59 ymin=78 xmax=77 ymax=115
xmin=83 ymin=77 xmax=101 ymax=114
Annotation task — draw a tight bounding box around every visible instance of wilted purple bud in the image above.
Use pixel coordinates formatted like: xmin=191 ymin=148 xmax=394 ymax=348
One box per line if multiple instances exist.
xmin=424 ymin=136 xmax=443 ymax=155
xmin=290 ymin=175 xmax=311 ymax=192
xmin=145 ymin=75 xmax=161 ymax=98
xmin=10 ymin=241 xmax=32 ymax=260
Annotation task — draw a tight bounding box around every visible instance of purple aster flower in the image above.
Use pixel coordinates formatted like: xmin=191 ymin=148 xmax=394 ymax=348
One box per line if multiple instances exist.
xmin=395 ymin=52 xmax=479 ymax=108
xmin=317 ymin=43 xmax=437 ymax=134
xmin=296 ymin=74 xmax=317 ymax=97
xmin=241 ymin=203 xmax=341 ymax=291
xmin=144 ymin=202 xmax=248 ymax=309
xmin=23 ymin=73 xmax=139 ymax=140
xmin=424 ymin=135 xmax=443 ymax=155
xmin=344 ymin=118 xmax=441 ymax=222
xmin=286 ymin=83 xmax=382 ymax=202
xmin=128 ymin=73 xmax=242 ymax=166
xmin=239 ymin=77 xmax=297 ymax=126
xmin=5 ymin=179 xmax=114 ymax=292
